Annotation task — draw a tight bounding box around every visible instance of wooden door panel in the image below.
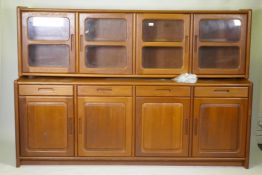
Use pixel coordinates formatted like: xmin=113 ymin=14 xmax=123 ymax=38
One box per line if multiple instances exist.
xmin=136 ymin=14 xmax=190 ymax=75
xmin=193 ymin=14 xmax=247 ymax=76
xmin=136 ymin=97 xmax=190 ymax=156
xmin=79 ymin=13 xmax=133 ymax=74
xmin=19 ymin=96 xmax=74 ymax=157
xmin=21 ymin=12 xmax=76 ymax=73
xmin=193 ymin=98 xmax=248 ymax=157
xmin=78 ymin=97 xmax=132 ymax=156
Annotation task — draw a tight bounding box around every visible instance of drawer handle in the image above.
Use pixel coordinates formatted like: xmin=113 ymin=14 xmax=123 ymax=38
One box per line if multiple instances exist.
xmin=213 ymin=89 xmax=230 ymax=93
xmin=37 ymin=88 xmax=55 ymax=93
xmin=96 ymin=88 xmax=112 ymax=91
xmin=155 ymin=88 xmax=172 ymax=92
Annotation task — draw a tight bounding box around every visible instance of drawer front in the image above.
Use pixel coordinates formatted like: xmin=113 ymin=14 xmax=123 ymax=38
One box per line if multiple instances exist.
xmin=136 ymin=86 xmax=190 ymax=97
xmin=194 ymin=87 xmax=248 ymax=97
xmin=19 ymin=85 xmax=73 ymax=96
xmin=78 ymin=86 xmax=132 ymax=96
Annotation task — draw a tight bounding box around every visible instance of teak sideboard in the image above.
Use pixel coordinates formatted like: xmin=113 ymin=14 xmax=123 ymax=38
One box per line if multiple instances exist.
xmin=15 ymin=7 xmax=253 ymax=168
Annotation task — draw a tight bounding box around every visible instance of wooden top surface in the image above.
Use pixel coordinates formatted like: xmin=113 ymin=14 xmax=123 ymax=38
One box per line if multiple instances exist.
xmin=16 ymin=77 xmax=252 ymax=86
xmin=18 ymin=6 xmax=251 ymax=14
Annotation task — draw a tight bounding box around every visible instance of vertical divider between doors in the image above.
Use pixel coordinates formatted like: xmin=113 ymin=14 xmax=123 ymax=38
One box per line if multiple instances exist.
xmin=75 ymin=12 xmax=80 ymax=73
xmin=132 ymin=85 xmax=136 ymax=156
xmin=189 ymin=85 xmax=194 ymax=157
xmin=74 ymin=84 xmax=78 ymax=156
xmin=190 ymin=13 xmax=194 ymax=74
xmin=132 ymin=13 xmax=137 ymax=75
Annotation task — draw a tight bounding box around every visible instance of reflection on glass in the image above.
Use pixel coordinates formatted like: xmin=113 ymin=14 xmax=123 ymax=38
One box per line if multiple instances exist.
xmin=199 ymin=19 xmax=241 ymax=42
xmin=142 ymin=47 xmax=183 ymax=68
xmin=29 ymin=44 xmax=69 ymax=67
xmin=85 ymin=46 xmax=127 ymax=68
xmin=143 ymin=20 xmax=184 ymax=42
xmin=199 ymin=46 xmax=239 ymax=68
xmin=28 ymin=17 xmax=70 ymax=40
xmin=85 ymin=19 xmax=127 ymax=41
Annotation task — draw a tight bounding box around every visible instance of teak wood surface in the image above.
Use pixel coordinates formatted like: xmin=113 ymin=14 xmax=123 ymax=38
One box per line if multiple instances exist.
xmin=14 ymin=77 xmax=253 ymax=168
xmin=17 ymin=7 xmax=252 ymax=78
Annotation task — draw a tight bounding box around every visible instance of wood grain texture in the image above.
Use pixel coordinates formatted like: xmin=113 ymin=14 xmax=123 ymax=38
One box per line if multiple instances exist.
xmin=19 ymin=96 xmax=74 ymax=157
xmin=77 ymin=97 xmax=132 ymax=156
xmin=194 ymin=87 xmax=248 ymax=97
xmin=78 ymin=85 xmax=132 ymax=96
xmin=136 ymin=97 xmax=190 ymax=156
xmin=193 ymin=98 xmax=248 ymax=157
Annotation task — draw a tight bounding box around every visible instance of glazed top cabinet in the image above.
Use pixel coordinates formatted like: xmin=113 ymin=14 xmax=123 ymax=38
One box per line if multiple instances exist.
xmin=18 ymin=7 xmax=251 ymax=78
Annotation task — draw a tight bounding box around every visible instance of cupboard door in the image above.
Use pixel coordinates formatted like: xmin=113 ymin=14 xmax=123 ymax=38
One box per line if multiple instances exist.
xmin=136 ymin=97 xmax=190 ymax=156
xmin=193 ymin=14 xmax=247 ymax=76
xmin=193 ymin=98 xmax=248 ymax=157
xmin=19 ymin=96 xmax=74 ymax=157
xmin=78 ymin=97 xmax=132 ymax=156
xmin=136 ymin=14 xmax=190 ymax=75
xmin=22 ymin=12 xmax=76 ymax=73
xmin=79 ymin=13 xmax=133 ymax=74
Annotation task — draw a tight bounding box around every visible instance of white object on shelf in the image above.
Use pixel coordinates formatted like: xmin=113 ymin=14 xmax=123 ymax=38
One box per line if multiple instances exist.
xmin=172 ymin=73 xmax=198 ymax=83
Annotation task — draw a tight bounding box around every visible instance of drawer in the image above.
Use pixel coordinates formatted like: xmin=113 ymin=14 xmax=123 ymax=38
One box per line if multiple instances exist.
xmin=194 ymin=87 xmax=248 ymax=97
xmin=78 ymin=86 xmax=132 ymax=96
xmin=136 ymin=86 xmax=190 ymax=97
xmin=19 ymin=85 xmax=73 ymax=96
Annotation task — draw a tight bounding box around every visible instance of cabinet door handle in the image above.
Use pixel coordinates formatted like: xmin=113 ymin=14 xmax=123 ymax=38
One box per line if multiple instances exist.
xmin=213 ymin=89 xmax=230 ymax=93
xmin=70 ymin=34 xmax=74 ymax=51
xmin=96 ymin=88 xmax=112 ymax=91
xmin=194 ymin=118 xmax=198 ymax=135
xmin=68 ymin=118 xmax=73 ymax=135
xmin=185 ymin=35 xmax=189 ymax=52
xmin=80 ymin=35 xmax=84 ymax=52
xmin=184 ymin=118 xmax=189 ymax=135
xmin=78 ymin=118 xmax=82 ymax=135
xmin=155 ymin=88 xmax=171 ymax=92
xmin=194 ymin=35 xmax=198 ymax=53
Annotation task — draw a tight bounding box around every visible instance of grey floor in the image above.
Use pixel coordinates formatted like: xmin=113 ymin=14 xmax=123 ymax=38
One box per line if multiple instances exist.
xmin=0 ymin=141 xmax=262 ymax=175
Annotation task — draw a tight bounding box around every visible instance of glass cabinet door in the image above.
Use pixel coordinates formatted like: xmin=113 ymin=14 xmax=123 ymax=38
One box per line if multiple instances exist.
xmin=22 ymin=12 xmax=75 ymax=73
xmin=79 ymin=13 xmax=133 ymax=74
xmin=193 ymin=14 xmax=247 ymax=76
xmin=136 ymin=14 xmax=190 ymax=75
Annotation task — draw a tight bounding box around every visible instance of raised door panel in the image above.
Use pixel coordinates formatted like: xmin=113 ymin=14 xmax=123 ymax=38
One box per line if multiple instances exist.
xmin=78 ymin=97 xmax=132 ymax=156
xmin=21 ymin=12 xmax=76 ymax=73
xmin=136 ymin=97 xmax=190 ymax=156
xmin=79 ymin=13 xmax=133 ymax=74
xmin=19 ymin=96 xmax=74 ymax=157
xmin=193 ymin=98 xmax=248 ymax=157
xmin=136 ymin=14 xmax=190 ymax=75
xmin=193 ymin=14 xmax=247 ymax=76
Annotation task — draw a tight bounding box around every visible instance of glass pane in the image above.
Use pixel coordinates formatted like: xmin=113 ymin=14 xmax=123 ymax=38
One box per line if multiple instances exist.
xmin=199 ymin=19 xmax=241 ymax=42
xmin=199 ymin=46 xmax=239 ymax=69
xmin=85 ymin=46 xmax=127 ymax=68
xmin=142 ymin=47 xmax=183 ymax=68
xmin=143 ymin=20 xmax=184 ymax=42
xmin=28 ymin=17 xmax=70 ymax=40
xmin=85 ymin=19 xmax=127 ymax=41
xmin=29 ymin=44 xmax=69 ymax=67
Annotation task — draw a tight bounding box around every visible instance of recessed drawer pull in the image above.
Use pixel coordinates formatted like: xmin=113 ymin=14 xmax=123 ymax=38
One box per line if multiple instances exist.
xmin=37 ymin=88 xmax=55 ymax=93
xmin=213 ymin=89 xmax=230 ymax=93
xmin=96 ymin=88 xmax=113 ymax=91
xmin=155 ymin=88 xmax=172 ymax=92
